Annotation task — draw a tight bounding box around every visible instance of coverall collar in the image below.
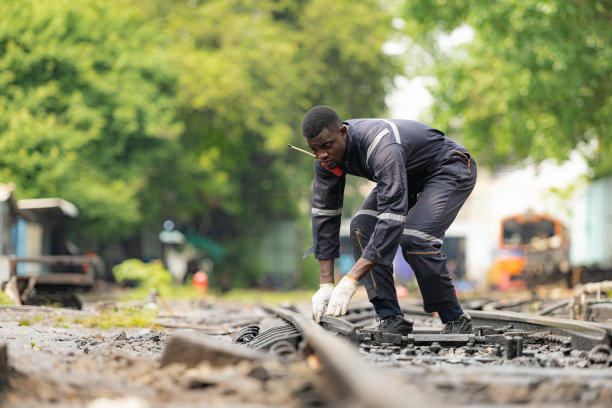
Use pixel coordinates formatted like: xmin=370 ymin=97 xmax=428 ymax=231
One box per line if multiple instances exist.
xmin=340 ymin=121 xmax=355 ymax=164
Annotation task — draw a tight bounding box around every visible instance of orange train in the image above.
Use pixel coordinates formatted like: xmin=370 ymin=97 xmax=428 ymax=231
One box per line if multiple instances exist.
xmin=487 ymin=212 xmax=570 ymax=290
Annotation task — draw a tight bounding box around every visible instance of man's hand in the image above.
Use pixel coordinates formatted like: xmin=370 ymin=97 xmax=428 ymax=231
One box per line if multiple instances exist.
xmin=325 ymin=276 xmax=358 ymax=317
xmin=312 ymin=283 xmax=335 ymax=323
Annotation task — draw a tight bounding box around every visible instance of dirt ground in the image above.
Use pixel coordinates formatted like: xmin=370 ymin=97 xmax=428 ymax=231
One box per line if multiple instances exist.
xmin=2 ymin=287 xmax=611 ymax=408
xmin=0 ymin=297 xmax=330 ymax=408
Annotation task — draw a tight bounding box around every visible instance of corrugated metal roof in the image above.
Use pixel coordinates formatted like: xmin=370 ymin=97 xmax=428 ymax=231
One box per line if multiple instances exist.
xmin=18 ymin=198 xmax=79 ymax=218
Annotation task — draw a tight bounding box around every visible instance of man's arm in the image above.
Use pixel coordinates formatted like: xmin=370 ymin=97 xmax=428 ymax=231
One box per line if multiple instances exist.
xmin=360 ymin=144 xmax=409 ymax=267
xmin=311 ymin=160 xmax=346 ymax=260
xmin=310 ymin=161 xmax=345 ymax=323
xmin=311 ymin=259 xmax=336 ymax=323
xmin=318 ymin=257 xmax=373 ymax=284
xmin=323 ymin=257 xmax=375 ymax=318
xmin=318 ymin=259 xmax=335 ymax=284
xmin=325 ymin=144 xmax=407 ymax=318
xmin=346 ymin=257 xmax=376 ymax=281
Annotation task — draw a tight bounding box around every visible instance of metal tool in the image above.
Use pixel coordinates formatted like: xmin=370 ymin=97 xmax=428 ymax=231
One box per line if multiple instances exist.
xmin=288 ymin=144 xmax=316 ymax=158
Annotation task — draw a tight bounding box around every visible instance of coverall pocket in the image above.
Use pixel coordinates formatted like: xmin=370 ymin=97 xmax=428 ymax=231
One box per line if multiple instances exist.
xmin=450 ymin=150 xmax=472 ymax=174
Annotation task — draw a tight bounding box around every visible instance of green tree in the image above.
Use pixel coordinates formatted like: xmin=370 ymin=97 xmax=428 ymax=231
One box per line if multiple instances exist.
xmin=401 ymin=0 xmax=612 ymax=177
xmin=0 ymin=0 xmax=181 ymax=240
xmin=134 ymin=0 xmax=400 ymax=286
xmin=0 ymin=0 xmax=400 ymax=288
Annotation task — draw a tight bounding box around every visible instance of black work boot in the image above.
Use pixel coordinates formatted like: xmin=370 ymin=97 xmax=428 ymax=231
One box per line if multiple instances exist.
xmin=378 ymin=315 xmax=413 ymax=335
xmin=440 ymin=312 xmax=472 ymax=334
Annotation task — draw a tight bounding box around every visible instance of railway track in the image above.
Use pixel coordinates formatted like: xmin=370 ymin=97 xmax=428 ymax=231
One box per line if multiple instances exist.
xmin=4 ymin=297 xmax=610 ymax=407
xmin=224 ymin=302 xmax=612 ymax=407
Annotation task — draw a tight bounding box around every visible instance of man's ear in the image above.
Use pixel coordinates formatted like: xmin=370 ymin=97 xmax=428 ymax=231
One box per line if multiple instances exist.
xmin=340 ymin=124 xmax=348 ymax=140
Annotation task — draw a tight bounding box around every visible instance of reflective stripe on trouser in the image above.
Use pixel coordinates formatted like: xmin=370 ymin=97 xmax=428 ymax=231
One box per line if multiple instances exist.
xmin=351 ymin=150 xmax=477 ymax=313
xmin=350 ymin=191 xmax=399 ymax=303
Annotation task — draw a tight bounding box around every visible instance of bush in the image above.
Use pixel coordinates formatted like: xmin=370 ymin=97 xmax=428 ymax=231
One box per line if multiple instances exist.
xmin=0 ymin=291 xmax=14 ymax=305
xmin=113 ymin=259 xmax=173 ymax=291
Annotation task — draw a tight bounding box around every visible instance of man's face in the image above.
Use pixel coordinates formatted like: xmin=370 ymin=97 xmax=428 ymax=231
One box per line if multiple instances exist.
xmin=305 ymin=125 xmax=347 ymax=169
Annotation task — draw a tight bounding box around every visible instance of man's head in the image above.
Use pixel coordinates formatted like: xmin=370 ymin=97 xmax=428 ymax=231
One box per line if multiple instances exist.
xmin=302 ymin=105 xmax=347 ymax=169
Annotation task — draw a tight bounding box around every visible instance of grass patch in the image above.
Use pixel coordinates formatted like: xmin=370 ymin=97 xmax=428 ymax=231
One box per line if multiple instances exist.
xmin=54 ymin=316 xmax=69 ymax=328
xmin=116 ymin=284 xmax=314 ymax=305
xmin=117 ymin=284 xmax=203 ymax=302
xmin=73 ymin=306 xmax=160 ymax=330
xmin=18 ymin=319 xmax=31 ymax=326
xmin=0 ymin=291 xmax=14 ymax=305
xmin=217 ymin=288 xmax=313 ymax=304
xmin=528 ymin=300 xmax=542 ymax=314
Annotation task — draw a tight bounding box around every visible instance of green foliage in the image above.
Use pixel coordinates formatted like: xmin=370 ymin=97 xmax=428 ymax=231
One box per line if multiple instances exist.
xmin=0 ymin=0 xmax=181 ymax=241
xmin=143 ymin=0 xmax=398 ymax=219
xmin=401 ymin=0 xmax=612 ymax=177
xmin=113 ymin=259 xmax=173 ymax=291
xmin=118 ymin=282 xmax=205 ymax=301
xmin=0 ymin=0 xmax=399 ymax=287
xmin=210 ymin=237 xmax=267 ymax=289
xmin=0 ymin=291 xmax=14 ymax=305
xmin=297 ymin=213 xmax=323 ymax=289
xmin=218 ymin=288 xmax=313 ymax=305
xmin=132 ymin=0 xmax=400 ymax=285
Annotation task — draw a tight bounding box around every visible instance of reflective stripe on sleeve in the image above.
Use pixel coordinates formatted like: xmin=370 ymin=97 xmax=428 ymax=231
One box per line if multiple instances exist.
xmin=379 ymin=213 xmax=406 ymax=222
xmin=311 ymin=208 xmax=342 ymax=216
xmin=402 ymin=228 xmax=443 ymax=244
xmin=382 ymin=119 xmax=401 ymax=144
xmin=365 ymin=128 xmax=389 ymax=167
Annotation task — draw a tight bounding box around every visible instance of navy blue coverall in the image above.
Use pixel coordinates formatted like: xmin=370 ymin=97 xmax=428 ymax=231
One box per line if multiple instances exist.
xmin=310 ymin=119 xmax=477 ymax=317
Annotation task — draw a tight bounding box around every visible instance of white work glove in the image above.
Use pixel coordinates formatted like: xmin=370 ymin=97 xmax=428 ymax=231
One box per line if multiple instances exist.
xmin=325 ymin=276 xmax=358 ymax=317
xmin=312 ymin=283 xmax=335 ymax=323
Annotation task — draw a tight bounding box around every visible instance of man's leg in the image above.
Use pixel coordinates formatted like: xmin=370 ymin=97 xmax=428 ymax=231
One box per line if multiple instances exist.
xmin=349 ymin=188 xmax=401 ymax=319
xmin=400 ymin=152 xmax=477 ymax=320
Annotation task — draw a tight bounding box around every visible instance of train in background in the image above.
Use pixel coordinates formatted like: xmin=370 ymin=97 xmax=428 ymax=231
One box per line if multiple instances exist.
xmin=488 ymin=176 xmax=612 ymax=289
xmin=486 ymin=212 xmax=570 ymax=289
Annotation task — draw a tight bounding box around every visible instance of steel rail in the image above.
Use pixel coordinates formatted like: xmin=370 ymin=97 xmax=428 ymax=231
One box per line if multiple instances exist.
xmin=267 ymin=305 xmax=442 ymax=408
xmin=482 ymin=294 xmax=533 ymax=311
xmin=536 ymin=299 xmax=571 ymax=315
xmin=397 ymin=304 xmax=611 ymax=350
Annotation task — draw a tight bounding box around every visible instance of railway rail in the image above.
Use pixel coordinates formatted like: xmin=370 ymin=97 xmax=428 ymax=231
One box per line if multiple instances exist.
xmin=225 ymin=302 xmax=612 ymax=407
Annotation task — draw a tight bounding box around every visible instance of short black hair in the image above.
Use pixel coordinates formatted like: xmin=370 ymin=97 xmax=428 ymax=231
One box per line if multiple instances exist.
xmin=301 ymin=105 xmax=341 ymax=139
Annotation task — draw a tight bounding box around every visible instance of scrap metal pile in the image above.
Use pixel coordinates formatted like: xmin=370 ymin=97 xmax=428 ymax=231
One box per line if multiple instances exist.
xmin=229 ymin=301 xmax=612 ymax=406
xmin=234 ymin=304 xmax=612 ymax=370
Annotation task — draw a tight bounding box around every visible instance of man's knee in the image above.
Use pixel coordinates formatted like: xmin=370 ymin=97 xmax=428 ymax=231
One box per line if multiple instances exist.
xmin=400 ymin=233 xmax=442 ymax=254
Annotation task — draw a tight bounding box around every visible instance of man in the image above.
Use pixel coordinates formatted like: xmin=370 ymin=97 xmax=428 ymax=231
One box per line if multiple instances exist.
xmin=303 ymin=105 xmax=476 ymax=335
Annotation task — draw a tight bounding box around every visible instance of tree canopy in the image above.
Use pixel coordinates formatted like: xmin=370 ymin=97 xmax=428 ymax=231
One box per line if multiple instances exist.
xmin=401 ymin=0 xmax=612 ymax=177
xmin=0 ymin=0 xmax=181 ymax=240
xmin=140 ymin=0 xmax=399 ymax=283
xmin=0 ymin=0 xmax=399 ymax=285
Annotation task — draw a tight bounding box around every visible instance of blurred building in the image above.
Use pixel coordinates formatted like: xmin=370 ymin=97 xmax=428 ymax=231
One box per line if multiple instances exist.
xmin=447 ymin=154 xmax=587 ymax=288
xmin=0 ymin=184 xmax=100 ymax=297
